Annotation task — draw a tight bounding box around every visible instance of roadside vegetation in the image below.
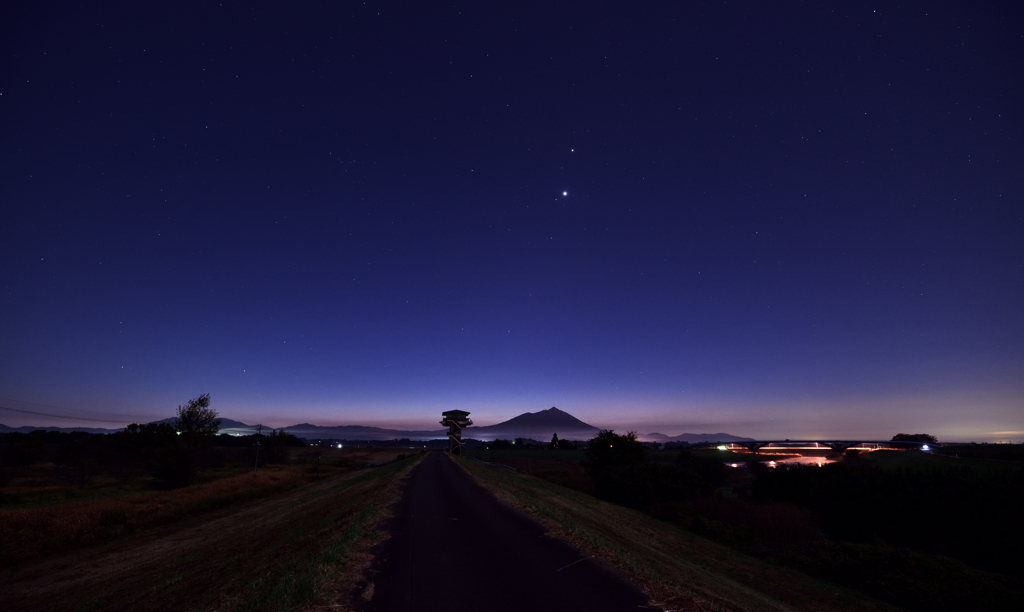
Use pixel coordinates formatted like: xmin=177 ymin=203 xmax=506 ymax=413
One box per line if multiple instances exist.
xmin=935 ymin=442 xmax=1024 ymax=462
xmin=465 ymin=431 xmax=1024 ymax=612
xmin=456 ymin=452 xmax=898 ymax=612
xmin=0 ymin=446 xmax=425 ymax=611
xmin=0 ymin=394 xmax=428 ymax=611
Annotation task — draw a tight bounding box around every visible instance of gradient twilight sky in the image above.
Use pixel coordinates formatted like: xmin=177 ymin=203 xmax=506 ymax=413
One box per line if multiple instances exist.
xmin=1 ymin=1 xmax=1022 ymax=441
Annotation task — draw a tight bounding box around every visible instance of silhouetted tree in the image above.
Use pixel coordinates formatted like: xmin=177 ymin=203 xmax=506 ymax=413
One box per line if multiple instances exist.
xmin=263 ymin=429 xmax=303 ymax=464
xmin=585 ymin=430 xmax=646 ymax=471
xmin=891 ymin=433 xmax=938 ymax=444
xmin=16 ymin=431 xmax=46 ymax=464
xmin=550 ymin=432 xmax=559 ymax=448
xmin=113 ymin=422 xmax=192 ymax=486
xmin=557 ymin=438 xmax=577 ymax=450
xmin=174 ymin=393 xmax=221 ymax=441
xmin=111 ymin=405 xmax=221 ymax=488
xmin=584 ymin=430 xmax=648 ymax=505
xmin=677 ymin=449 xmax=729 ymax=488
xmin=585 ymin=430 xmax=712 ymax=508
xmin=55 ymin=435 xmax=106 ymax=488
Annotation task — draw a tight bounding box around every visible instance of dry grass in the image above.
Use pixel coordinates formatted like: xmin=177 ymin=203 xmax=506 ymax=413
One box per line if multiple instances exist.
xmin=0 ymin=466 xmax=305 ymax=567
xmin=0 ymin=448 xmax=415 ymax=569
xmin=0 ymin=452 xmax=426 ymax=612
xmin=480 ymin=457 xmax=596 ymax=493
xmin=454 ymin=455 xmax=900 ymax=612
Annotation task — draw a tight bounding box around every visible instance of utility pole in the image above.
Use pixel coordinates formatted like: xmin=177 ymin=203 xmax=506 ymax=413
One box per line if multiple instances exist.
xmin=253 ymin=424 xmax=263 ymax=472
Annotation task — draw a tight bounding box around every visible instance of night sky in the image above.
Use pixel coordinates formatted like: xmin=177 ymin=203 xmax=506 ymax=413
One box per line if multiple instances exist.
xmin=2 ymin=1 xmax=1021 ymax=441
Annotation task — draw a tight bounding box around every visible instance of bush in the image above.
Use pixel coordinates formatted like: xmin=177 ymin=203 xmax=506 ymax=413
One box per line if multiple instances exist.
xmin=150 ymin=448 xmax=198 ymax=487
xmin=691 ymin=497 xmax=822 ymax=551
xmin=54 ymin=437 xmax=105 ymax=488
xmin=891 ymin=433 xmax=938 ymax=444
xmin=751 ymin=462 xmax=1024 ymax=576
xmin=585 ymin=430 xmax=710 ymax=508
xmin=677 ymin=449 xmax=730 ymax=488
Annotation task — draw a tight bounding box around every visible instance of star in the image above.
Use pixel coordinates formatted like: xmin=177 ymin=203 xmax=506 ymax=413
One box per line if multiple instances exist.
xmin=562 ymin=191 xmax=568 ymax=196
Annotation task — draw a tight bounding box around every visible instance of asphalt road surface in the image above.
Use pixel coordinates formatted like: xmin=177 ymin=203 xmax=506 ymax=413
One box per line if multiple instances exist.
xmin=366 ymin=451 xmax=650 ymax=611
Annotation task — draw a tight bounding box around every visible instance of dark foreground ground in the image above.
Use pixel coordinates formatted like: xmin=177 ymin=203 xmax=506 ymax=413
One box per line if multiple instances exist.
xmin=0 ymin=453 xmax=418 ymax=611
xmin=365 ymin=451 xmax=649 ymax=612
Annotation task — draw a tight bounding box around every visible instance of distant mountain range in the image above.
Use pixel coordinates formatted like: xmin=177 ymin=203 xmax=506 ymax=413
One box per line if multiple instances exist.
xmin=465 ymin=407 xmax=600 ymax=441
xmin=0 ymin=407 xmax=752 ymax=443
xmin=638 ymin=431 xmax=755 ymax=443
xmin=0 ymin=424 xmax=125 ymax=435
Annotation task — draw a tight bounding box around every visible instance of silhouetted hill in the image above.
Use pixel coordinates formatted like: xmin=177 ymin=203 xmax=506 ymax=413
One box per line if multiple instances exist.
xmin=149 ymin=417 xmax=253 ymax=430
xmin=274 ymin=423 xmax=446 ymax=440
xmin=0 ymin=418 xmax=263 ymax=436
xmin=639 ymin=432 xmax=755 ymax=443
xmin=3 ymin=409 xmax=753 ymax=444
xmin=0 ymin=423 xmax=120 ymax=434
xmin=465 ymin=407 xmax=600 ymax=441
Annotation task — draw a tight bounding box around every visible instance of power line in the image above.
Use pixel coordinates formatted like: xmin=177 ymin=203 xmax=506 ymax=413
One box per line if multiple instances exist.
xmin=0 ymin=396 xmax=162 ymax=422
xmin=0 ymin=405 xmax=140 ymax=424
xmin=0 ymin=396 xmax=157 ymax=420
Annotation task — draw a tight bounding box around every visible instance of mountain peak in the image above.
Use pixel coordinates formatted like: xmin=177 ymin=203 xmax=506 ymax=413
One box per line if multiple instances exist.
xmin=468 ymin=407 xmax=598 ymax=439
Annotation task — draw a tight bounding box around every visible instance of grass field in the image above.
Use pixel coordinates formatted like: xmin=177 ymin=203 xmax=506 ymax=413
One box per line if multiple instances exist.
xmin=0 ymin=450 xmax=424 ymax=611
xmin=467 ymin=448 xmax=586 ymax=462
xmin=935 ymin=444 xmax=1024 ymax=462
xmin=860 ymin=448 xmax=1024 ymax=471
xmin=457 ymin=450 xmax=1024 ymax=612
xmin=455 ymin=454 xmax=902 ymax=612
xmin=466 ymin=447 xmax=799 ymax=464
xmin=464 ymin=447 xmax=796 ymax=496
xmin=0 ymin=447 xmax=412 ymax=569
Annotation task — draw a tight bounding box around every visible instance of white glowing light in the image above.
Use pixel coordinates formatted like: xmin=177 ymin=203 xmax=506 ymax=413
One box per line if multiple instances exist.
xmin=922 ymin=444 xmax=930 ymax=451
xmin=562 ymin=191 xmax=568 ymax=196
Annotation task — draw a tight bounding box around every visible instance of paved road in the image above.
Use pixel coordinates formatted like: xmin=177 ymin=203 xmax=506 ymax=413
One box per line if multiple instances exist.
xmin=366 ymin=451 xmax=650 ymax=611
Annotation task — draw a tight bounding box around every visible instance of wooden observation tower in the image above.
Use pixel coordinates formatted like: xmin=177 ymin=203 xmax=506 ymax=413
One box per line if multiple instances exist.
xmin=441 ymin=410 xmax=473 ymax=455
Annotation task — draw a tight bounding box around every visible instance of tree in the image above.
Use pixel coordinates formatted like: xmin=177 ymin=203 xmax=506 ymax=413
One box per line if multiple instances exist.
xmin=584 ymin=430 xmax=708 ymax=508
xmin=141 ymin=394 xmax=223 ymax=487
xmin=584 ymin=430 xmax=646 ymax=472
xmin=550 ymin=432 xmax=559 ymax=448
xmin=55 ymin=435 xmax=105 ymax=488
xmin=114 ymin=422 xmax=193 ymax=486
xmin=175 ymin=394 xmax=221 ymax=439
xmin=891 ymin=433 xmax=938 ymax=444
xmin=677 ymin=449 xmax=729 ymax=487
xmin=264 ymin=429 xmax=303 ymax=464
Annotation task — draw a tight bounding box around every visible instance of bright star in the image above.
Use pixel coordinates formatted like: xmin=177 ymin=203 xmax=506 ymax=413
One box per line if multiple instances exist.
xmin=562 ymin=191 xmax=568 ymax=196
